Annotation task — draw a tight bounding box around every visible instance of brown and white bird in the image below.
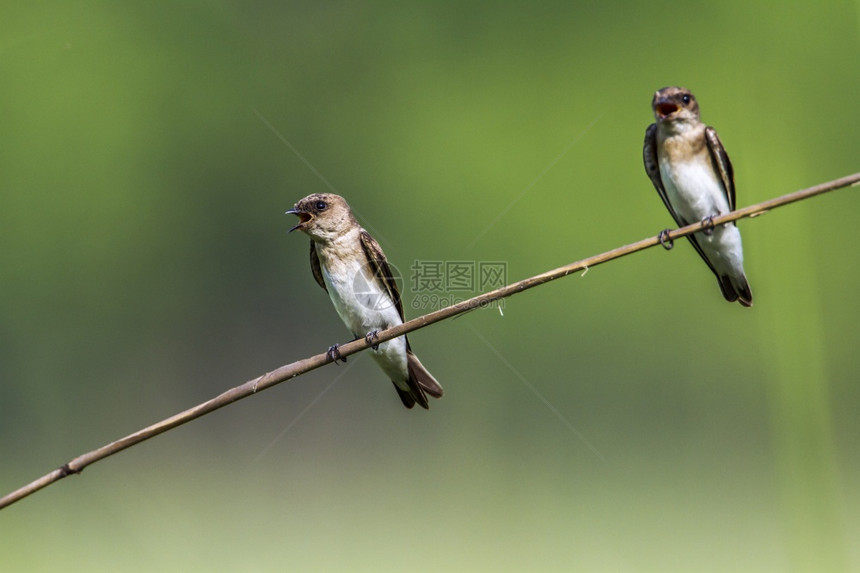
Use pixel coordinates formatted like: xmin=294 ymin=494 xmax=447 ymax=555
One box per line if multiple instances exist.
xmin=643 ymin=86 xmax=753 ymax=306
xmin=287 ymin=193 xmax=443 ymax=409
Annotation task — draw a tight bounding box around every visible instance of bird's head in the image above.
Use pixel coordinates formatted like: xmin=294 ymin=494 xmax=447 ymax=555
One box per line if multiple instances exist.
xmin=286 ymin=193 xmax=356 ymax=242
xmin=651 ymin=86 xmax=700 ymax=124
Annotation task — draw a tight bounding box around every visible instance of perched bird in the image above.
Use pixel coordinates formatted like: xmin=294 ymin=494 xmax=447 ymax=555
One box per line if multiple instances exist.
xmin=643 ymin=86 xmax=753 ymax=306
xmin=287 ymin=193 xmax=443 ymax=409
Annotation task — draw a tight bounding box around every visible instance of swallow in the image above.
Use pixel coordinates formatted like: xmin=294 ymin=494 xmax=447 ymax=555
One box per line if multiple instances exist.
xmin=644 ymin=86 xmax=753 ymax=306
xmin=287 ymin=193 xmax=443 ymax=408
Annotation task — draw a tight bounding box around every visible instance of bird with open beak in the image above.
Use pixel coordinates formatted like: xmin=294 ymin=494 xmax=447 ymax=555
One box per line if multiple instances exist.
xmin=643 ymin=86 xmax=753 ymax=306
xmin=287 ymin=193 xmax=443 ymax=409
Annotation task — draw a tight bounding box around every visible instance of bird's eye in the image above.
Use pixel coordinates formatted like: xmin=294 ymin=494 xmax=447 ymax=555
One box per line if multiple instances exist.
xmin=315 ymin=201 xmax=327 ymax=211
xmin=682 ymin=94 xmax=691 ymax=104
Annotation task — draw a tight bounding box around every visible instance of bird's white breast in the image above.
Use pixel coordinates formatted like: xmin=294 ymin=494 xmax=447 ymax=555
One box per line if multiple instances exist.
xmin=316 ymin=235 xmax=408 ymax=382
xmin=658 ymin=142 xmax=745 ymax=277
xmin=319 ymin=252 xmax=398 ymax=336
xmin=659 ymin=152 xmax=730 ymax=223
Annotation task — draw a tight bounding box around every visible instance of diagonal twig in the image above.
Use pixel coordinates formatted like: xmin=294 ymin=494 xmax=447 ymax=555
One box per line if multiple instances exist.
xmin=1 ymin=172 xmax=857 ymax=511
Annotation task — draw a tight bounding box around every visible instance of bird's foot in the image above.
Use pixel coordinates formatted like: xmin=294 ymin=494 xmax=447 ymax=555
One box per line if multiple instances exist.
xmin=658 ymin=229 xmax=674 ymax=250
xmin=365 ymin=329 xmax=380 ymax=351
xmin=326 ymin=344 xmax=346 ymax=364
xmin=701 ymin=215 xmax=716 ymax=236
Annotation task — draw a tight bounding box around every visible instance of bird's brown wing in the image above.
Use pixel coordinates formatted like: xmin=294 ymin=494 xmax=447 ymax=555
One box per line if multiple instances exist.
xmin=359 ymin=229 xmax=404 ymax=322
xmin=644 ymin=123 xmax=685 ymax=227
xmin=309 ymin=240 xmax=326 ymax=292
xmin=361 ymin=229 xmax=443 ymax=408
xmin=704 ymin=126 xmax=736 ymax=211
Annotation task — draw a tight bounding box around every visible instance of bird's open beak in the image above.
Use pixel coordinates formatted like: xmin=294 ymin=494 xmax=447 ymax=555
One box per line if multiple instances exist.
xmin=655 ymin=99 xmax=679 ymax=120
xmin=286 ymin=208 xmax=312 ymax=233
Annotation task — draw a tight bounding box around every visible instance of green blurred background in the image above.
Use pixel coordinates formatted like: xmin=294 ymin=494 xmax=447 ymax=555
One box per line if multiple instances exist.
xmin=2 ymin=1 xmax=858 ymax=571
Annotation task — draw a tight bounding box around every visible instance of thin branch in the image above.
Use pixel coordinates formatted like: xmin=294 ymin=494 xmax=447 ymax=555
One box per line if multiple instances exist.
xmin=2 ymin=172 xmax=857 ymax=511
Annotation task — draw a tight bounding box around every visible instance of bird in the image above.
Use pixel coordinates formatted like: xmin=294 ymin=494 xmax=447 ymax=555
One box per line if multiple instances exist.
xmin=643 ymin=86 xmax=753 ymax=306
xmin=286 ymin=193 xmax=443 ymax=409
